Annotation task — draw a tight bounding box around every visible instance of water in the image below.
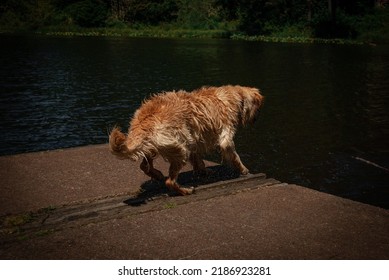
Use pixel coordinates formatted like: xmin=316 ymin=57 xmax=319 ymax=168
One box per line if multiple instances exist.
xmin=1 ymin=35 xmax=388 ymax=208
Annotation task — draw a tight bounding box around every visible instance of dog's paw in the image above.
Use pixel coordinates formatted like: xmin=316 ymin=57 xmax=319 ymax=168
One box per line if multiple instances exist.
xmin=181 ymin=186 xmax=195 ymax=195
xmin=240 ymin=167 xmax=250 ymax=176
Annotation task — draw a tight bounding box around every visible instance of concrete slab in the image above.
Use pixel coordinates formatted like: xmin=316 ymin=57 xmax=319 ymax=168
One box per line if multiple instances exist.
xmin=0 ymin=144 xmax=216 ymax=215
xmin=0 ymin=145 xmax=388 ymax=259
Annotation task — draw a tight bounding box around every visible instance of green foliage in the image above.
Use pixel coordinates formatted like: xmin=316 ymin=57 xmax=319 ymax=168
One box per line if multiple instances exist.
xmin=236 ymin=0 xmax=268 ymax=35
xmin=176 ymin=0 xmax=221 ymax=29
xmin=0 ymin=9 xmax=24 ymax=30
xmin=309 ymin=4 xmax=389 ymax=43
xmin=164 ymin=202 xmax=177 ymax=209
xmin=42 ymin=25 xmax=230 ymax=39
xmin=0 ymin=0 xmax=388 ymax=43
xmin=356 ymin=7 xmax=389 ymax=44
xmin=121 ymin=0 xmax=178 ymax=25
xmin=64 ymin=0 xmax=108 ymax=28
xmin=310 ymin=9 xmax=358 ymax=39
xmin=105 ymin=17 xmax=128 ymax=29
xmin=0 ymin=0 xmax=55 ymax=30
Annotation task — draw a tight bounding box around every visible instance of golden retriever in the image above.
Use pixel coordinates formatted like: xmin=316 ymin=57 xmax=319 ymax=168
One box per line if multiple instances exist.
xmin=109 ymin=85 xmax=264 ymax=195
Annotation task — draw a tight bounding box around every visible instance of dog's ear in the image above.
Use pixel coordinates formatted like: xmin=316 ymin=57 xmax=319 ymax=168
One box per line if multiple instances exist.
xmin=255 ymin=90 xmax=265 ymax=108
xmin=241 ymin=88 xmax=264 ymax=125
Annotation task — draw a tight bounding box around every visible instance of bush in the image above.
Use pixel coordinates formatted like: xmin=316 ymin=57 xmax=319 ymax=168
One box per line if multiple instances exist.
xmin=65 ymin=0 xmax=108 ymax=28
xmin=237 ymin=0 xmax=268 ymax=35
xmin=311 ymin=9 xmax=358 ymax=39
xmin=176 ymin=0 xmax=222 ymax=29
xmin=0 ymin=0 xmax=54 ymax=30
xmin=122 ymin=0 xmax=178 ymax=26
xmin=105 ymin=17 xmax=128 ymax=29
xmin=0 ymin=10 xmax=24 ymax=30
xmin=356 ymin=7 xmax=389 ymax=43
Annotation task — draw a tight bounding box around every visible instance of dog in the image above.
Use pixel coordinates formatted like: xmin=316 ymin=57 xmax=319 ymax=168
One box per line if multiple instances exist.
xmin=109 ymin=85 xmax=264 ymax=195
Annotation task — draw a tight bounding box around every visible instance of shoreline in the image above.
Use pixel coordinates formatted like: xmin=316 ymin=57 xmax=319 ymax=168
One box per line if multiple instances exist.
xmin=1 ymin=27 xmax=369 ymax=45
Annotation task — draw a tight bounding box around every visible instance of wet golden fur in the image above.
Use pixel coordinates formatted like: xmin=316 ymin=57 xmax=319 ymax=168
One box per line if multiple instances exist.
xmin=109 ymin=85 xmax=264 ymax=195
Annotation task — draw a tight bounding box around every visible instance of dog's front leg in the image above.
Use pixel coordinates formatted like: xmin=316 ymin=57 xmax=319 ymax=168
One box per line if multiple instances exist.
xmin=165 ymin=161 xmax=194 ymax=195
xmin=220 ymin=144 xmax=249 ymax=175
xmin=219 ymin=130 xmax=250 ymax=175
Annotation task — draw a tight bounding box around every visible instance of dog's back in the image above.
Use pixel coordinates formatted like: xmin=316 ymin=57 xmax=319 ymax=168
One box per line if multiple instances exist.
xmin=111 ymin=85 xmax=263 ymax=161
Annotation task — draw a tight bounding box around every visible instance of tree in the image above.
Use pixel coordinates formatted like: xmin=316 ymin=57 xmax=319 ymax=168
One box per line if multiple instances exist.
xmin=176 ymin=0 xmax=221 ymax=29
xmin=65 ymin=0 xmax=108 ymax=27
xmin=0 ymin=0 xmax=54 ymax=29
xmin=109 ymin=0 xmax=130 ymax=21
xmin=307 ymin=0 xmax=312 ymax=21
xmin=237 ymin=0 xmax=268 ymax=35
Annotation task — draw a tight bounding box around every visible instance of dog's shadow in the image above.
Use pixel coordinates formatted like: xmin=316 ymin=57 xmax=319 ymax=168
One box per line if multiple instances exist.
xmin=123 ymin=165 xmax=240 ymax=206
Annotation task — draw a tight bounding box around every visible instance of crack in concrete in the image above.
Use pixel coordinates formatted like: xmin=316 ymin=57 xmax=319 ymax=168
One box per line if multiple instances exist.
xmin=1 ymin=173 xmax=281 ymax=244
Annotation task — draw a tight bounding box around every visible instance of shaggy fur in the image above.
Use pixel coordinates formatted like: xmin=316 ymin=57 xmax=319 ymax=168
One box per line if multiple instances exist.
xmin=109 ymin=85 xmax=264 ymax=195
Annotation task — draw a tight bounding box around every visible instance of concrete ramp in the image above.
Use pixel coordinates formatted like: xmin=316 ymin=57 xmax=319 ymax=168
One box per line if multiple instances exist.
xmin=0 ymin=145 xmax=388 ymax=259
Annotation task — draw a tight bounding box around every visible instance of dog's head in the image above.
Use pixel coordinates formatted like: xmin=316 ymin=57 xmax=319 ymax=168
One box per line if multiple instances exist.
xmin=239 ymin=87 xmax=265 ymax=125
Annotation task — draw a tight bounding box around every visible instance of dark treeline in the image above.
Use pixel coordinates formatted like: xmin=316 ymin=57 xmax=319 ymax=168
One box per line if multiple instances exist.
xmin=0 ymin=0 xmax=388 ymax=41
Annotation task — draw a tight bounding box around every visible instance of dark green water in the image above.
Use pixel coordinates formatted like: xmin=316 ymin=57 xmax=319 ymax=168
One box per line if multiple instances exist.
xmin=1 ymin=35 xmax=388 ymax=208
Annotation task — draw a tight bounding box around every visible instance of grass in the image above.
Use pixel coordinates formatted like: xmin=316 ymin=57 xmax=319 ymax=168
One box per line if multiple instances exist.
xmin=34 ymin=26 xmax=364 ymax=45
xmin=231 ymin=34 xmax=363 ymax=45
xmin=2 ymin=213 xmax=34 ymax=227
xmin=33 ymin=25 xmax=369 ymax=45
xmin=231 ymin=23 xmax=364 ymax=45
xmin=0 ymin=213 xmax=34 ymax=236
xmin=36 ymin=25 xmax=232 ymax=39
xmin=0 ymin=205 xmax=57 ymax=237
xmin=164 ymin=202 xmax=177 ymax=209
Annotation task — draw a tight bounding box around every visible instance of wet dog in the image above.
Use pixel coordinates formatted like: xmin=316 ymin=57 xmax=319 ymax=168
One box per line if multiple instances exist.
xmin=109 ymin=85 xmax=264 ymax=195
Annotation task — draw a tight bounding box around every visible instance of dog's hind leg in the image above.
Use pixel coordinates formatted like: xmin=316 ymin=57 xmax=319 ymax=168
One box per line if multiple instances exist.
xmin=140 ymin=157 xmax=165 ymax=182
xmin=165 ymin=161 xmax=194 ymax=195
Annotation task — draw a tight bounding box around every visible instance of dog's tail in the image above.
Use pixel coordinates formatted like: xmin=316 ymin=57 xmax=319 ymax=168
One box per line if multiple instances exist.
xmin=109 ymin=126 xmax=148 ymax=161
xmin=109 ymin=127 xmax=131 ymax=159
